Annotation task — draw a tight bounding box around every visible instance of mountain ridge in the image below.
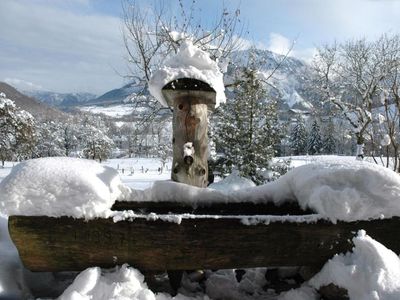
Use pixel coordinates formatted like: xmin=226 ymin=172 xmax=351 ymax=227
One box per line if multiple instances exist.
xmin=0 ymin=82 xmax=67 ymax=120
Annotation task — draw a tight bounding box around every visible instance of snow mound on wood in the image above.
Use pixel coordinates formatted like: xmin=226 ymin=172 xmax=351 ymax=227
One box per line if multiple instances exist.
xmin=148 ymin=40 xmax=226 ymax=108
xmin=239 ymin=158 xmax=400 ymax=222
xmin=310 ymin=230 xmax=400 ymax=300
xmin=209 ymin=170 xmax=256 ymax=194
xmin=0 ymin=158 xmax=128 ymax=219
xmin=125 ymin=158 xmax=400 ymax=222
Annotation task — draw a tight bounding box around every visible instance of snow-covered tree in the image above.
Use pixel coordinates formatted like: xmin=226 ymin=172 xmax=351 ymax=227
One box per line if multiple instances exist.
xmin=0 ymin=92 xmax=35 ymax=166
xmin=313 ymin=34 xmax=400 ymax=160
xmin=290 ymin=115 xmax=308 ymax=155
xmin=122 ymin=0 xmax=243 ymax=127
xmin=322 ymin=118 xmax=337 ymax=154
xmin=307 ymin=119 xmax=323 ymax=155
xmin=34 ymin=121 xmax=64 ymax=157
xmin=62 ymin=123 xmax=80 ymax=157
xmin=82 ymin=125 xmax=114 ymax=163
xmin=214 ymin=63 xmax=280 ymax=184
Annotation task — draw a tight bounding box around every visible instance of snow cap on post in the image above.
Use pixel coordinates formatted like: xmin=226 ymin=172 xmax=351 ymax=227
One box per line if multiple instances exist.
xmin=148 ymin=40 xmax=226 ymax=109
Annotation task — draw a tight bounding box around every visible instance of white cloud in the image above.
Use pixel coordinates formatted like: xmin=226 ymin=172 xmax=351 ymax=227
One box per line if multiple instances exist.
xmin=265 ymin=33 xmax=317 ymax=62
xmin=267 ymin=33 xmax=292 ymax=55
xmin=4 ymin=78 xmax=44 ymax=92
xmin=235 ymin=36 xmax=269 ymax=51
xmin=0 ymin=0 xmax=126 ymax=94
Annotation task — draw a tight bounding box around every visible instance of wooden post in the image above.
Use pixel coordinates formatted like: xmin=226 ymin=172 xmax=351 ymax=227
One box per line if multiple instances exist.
xmin=162 ymin=78 xmax=216 ymax=188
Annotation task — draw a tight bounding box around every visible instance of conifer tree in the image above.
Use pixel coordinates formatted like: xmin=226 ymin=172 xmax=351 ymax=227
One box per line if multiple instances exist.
xmin=323 ymin=118 xmax=337 ymax=154
xmin=290 ymin=116 xmax=307 ymax=155
xmin=308 ymin=119 xmax=323 ymax=155
xmin=214 ymin=62 xmax=280 ymax=184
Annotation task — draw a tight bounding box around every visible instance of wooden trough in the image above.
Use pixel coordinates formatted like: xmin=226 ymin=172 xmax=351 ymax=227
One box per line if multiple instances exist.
xmin=8 ymin=200 xmax=400 ymax=272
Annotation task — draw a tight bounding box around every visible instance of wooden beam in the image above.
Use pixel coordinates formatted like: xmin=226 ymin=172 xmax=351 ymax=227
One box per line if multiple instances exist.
xmin=9 ymin=215 xmax=400 ymax=272
xmin=111 ymin=200 xmax=315 ymax=215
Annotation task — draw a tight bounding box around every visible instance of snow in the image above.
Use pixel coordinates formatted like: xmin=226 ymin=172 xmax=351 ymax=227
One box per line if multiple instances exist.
xmin=126 ymin=157 xmax=400 ymax=223
xmin=0 ymin=214 xmax=31 ymax=298
xmin=1 ymin=155 xmax=400 ymax=299
xmin=238 ymin=157 xmax=400 ymax=223
xmin=0 ymin=157 xmax=129 ymax=219
xmin=2 ymin=156 xmax=400 ymax=224
xmin=102 ymin=158 xmax=171 ymax=190
xmin=278 ymin=285 xmax=318 ymax=300
xmin=79 ymin=104 xmax=136 ymax=117
xmin=183 ymin=142 xmax=194 ymax=158
xmin=381 ymin=134 xmax=391 ymax=146
xmin=209 ymin=170 xmax=256 ymax=194
xmin=149 ymin=40 xmax=226 ymax=108
xmin=310 ymin=230 xmax=400 ymax=300
xmin=58 ymin=264 xmax=166 ymax=300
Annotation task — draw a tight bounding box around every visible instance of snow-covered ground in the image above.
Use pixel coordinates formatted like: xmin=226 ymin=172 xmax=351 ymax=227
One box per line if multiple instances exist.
xmin=1 ymin=155 xmax=400 ymax=299
xmin=79 ymin=104 xmax=138 ymax=117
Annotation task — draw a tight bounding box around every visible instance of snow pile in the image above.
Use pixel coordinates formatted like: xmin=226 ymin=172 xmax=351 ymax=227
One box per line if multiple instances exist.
xmin=209 ymin=170 xmax=256 ymax=194
xmin=206 ymin=268 xmax=269 ymax=299
xmin=0 ymin=157 xmax=129 ymax=219
xmin=58 ymin=264 xmax=157 ymax=300
xmin=149 ymin=40 xmax=226 ymax=108
xmin=237 ymin=158 xmax=400 ymax=222
xmin=310 ymin=230 xmax=400 ymax=300
xmin=124 ymin=158 xmax=400 ymax=223
xmin=130 ymin=158 xmax=400 ymax=223
xmin=278 ymin=286 xmax=318 ymax=300
xmin=0 ymin=214 xmax=30 ymax=299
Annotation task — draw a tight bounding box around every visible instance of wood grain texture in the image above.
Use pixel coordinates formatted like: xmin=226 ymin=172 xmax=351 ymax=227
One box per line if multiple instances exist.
xmin=9 ymin=215 xmax=400 ymax=272
xmin=162 ymin=79 xmax=216 ymax=188
xmin=111 ymin=200 xmax=315 ymax=215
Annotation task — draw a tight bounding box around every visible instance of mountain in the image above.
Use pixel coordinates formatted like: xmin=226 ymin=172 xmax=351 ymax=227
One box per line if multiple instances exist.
xmin=82 ymin=49 xmax=316 ymax=115
xmin=85 ymin=81 xmax=146 ymax=106
xmin=25 ymin=90 xmax=97 ymax=107
xmin=228 ymin=49 xmax=316 ymax=113
xmin=0 ymin=82 xmax=67 ymax=120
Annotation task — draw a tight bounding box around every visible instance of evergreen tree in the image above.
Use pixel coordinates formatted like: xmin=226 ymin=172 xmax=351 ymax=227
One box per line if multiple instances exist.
xmin=323 ymin=118 xmax=337 ymax=154
xmin=214 ymin=63 xmax=280 ymax=185
xmin=307 ymin=119 xmax=323 ymax=155
xmin=290 ymin=116 xmax=308 ymax=155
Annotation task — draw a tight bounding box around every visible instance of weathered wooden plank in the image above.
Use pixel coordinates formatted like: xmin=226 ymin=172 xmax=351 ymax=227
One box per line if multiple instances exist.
xmin=111 ymin=200 xmax=314 ymax=215
xmin=162 ymin=78 xmax=217 ymax=187
xmin=9 ymin=215 xmax=400 ymax=272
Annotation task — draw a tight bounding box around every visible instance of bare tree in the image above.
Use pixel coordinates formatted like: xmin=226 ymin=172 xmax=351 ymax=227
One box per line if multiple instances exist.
xmin=313 ymin=34 xmax=400 ymax=160
xmin=378 ymin=48 xmax=400 ymax=171
xmin=122 ymin=0 xmax=244 ymax=123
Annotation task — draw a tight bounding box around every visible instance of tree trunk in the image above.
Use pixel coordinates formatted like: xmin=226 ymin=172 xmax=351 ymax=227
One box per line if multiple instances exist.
xmin=162 ymin=79 xmax=216 ymax=188
xmin=171 ymin=98 xmax=209 ymax=188
xmin=355 ymin=134 xmax=364 ymax=160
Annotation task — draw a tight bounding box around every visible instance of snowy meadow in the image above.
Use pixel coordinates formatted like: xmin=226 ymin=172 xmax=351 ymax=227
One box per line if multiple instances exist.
xmin=1 ymin=156 xmax=400 ymax=299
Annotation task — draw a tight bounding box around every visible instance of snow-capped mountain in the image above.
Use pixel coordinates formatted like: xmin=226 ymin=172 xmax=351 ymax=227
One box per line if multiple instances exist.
xmin=41 ymin=48 xmax=316 ymax=119
xmin=86 ymin=49 xmax=315 ymax=113
xmin=85 ymin=81 xmax=147 ymax=106
xmin=25 ymin=90 xmax=97 ymax=107
xmin=228 ymin=49 xmax=315 ymax=112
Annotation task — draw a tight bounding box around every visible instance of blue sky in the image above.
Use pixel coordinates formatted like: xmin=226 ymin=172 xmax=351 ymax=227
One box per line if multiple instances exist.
xmin=1 ymin=0 xmax=400 ymax=95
